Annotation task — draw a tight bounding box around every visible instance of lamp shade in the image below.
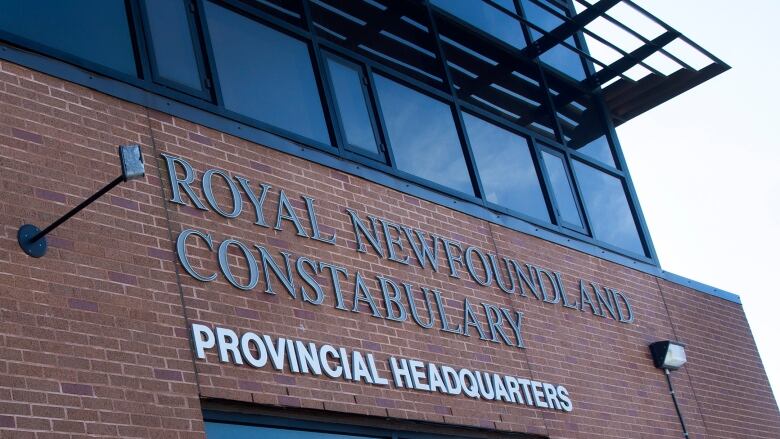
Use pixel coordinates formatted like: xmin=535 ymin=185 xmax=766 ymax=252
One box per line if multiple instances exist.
xmin=649 ymin=341 xmax=687 ymax=370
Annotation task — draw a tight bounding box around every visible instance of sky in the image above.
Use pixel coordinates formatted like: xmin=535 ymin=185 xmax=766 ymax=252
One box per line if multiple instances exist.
xmin=613 ymin=0 xmax=780 ymax=400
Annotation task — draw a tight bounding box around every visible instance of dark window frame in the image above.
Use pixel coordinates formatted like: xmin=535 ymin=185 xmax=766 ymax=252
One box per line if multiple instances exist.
xmin=137 ymin=0 xmax=213 ymax=99
xmin=536 ymin=143 xmax=587 ymax=233
xmin=202 ymin=409 xmax=541 ymax=439
xmin=461 ymin=110 xmax=553 ymax=224
xmin=0 ymin=0 xmax=143 ymax=82
xmin=570 ymin=157 xmax=649 ymax=259
xmin=0 ymin=0 xmax=659 ymax=263
xmin=320 ymin=50 xmax=387 ymax=163
xmin=199 ymin=0 xmax=337 ymax=151
xmin=371 ymin=70 xmax=481 ymax=202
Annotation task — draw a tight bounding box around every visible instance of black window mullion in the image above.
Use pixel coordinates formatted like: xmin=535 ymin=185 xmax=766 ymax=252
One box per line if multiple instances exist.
xmin=126 ymin=0 xmax=151 ymax=81
xmin=318 ymin=52 xmax=356 ymax=158
xmin=531 ymin=139 xmax=562 ymax=228
xmin=320 ymin=52 xmax=388 ymax=162
xmin=566 ymin=155 xmax=596 ymax=242
xmin=537 ymin=143 xmax=587 ymax=233
xmin=364 ymin=64 xmax=396 ymax=169
xmin=452 ymin=107 xmax=486 ymax=201
xmin=184 ymin=0 xmax=216 ymax=98
xmin=423 ymin=0 xmax=485 ymax=201
xmin=137 ymin=0 xmax=213 ymax=100
xmin=300 ymin=0 xmax=343 ymax=152
xmin=194 ymin=0 xmax=225 ymax=107
xmin=558 ymin=142 xmax=592 ymax=235
xmin=598 ymin=97 xmax=658 ymax=261
xmin=185 ymin=0 xmax=214 ymax=95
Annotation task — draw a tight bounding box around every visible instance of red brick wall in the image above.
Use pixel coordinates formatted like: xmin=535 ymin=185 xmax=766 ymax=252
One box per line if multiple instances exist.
xmin=1 ymin=60 xmax=778 ymax=439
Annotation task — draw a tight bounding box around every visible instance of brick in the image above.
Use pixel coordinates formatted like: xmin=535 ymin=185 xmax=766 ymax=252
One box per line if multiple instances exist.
xmin=12 ymin=127 xmax=42 ymax=144
xmin=68 ymin=298 xmax=98 ymax=312
xmin=153 ymin=369 xmax=183 ymax=382
xmin=111 ymin=195 xmax=140 ymax=211
xmin=35 ymin=188 xmax=66 ymax=203
xmin=107 ymin=271 xmax=138 ymax=285
xmin=60 ymin=383 xmax=93 ymax=396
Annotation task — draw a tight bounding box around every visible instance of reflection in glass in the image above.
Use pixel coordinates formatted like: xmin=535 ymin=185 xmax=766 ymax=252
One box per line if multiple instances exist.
xmin=0 ymin=0 xmax=136 ymax=75
xmin=520 ymin=0 xmax=585 ymax=81
xmin=204 ymin=422 xmax=376 ymax=439
xmin=431 ymin=0 xmax=526 ymax=49
xmin=143 ymin=0 xmax=202 ymax=90
xmin=576 ymin=135 xmax=616 ymax=168
xmin=464 ymin=114 xmax=549 ymax=221
xmin=558 ymin=95 xmax=616 ymax=168
xmin=373 ymin=75 xmax=474 ymax=196
xmin=205 ymin=1 xmax=330 ymax=144
xmin=540 ymin=150 xmax=581 ymax=227
xmin=325 ymin=56 xmax=380 ymax=155
xmin=572 ymin=161 xmax=644 ymax=255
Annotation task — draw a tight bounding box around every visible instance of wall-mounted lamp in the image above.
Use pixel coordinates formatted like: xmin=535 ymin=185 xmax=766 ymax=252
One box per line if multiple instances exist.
xmin=650 ymin=340 xmax=687 ymax=370
xmin=649 ymin=340 xmax=690 ymax=438
xmin=17 ymin=144 xmax=145 ymax=258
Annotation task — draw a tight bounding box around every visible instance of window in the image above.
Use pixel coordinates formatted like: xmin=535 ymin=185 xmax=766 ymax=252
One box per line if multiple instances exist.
xmin=540 ymin=149 xmax=583 ymax=229
xmin=204 ymin=1 xmax=330 ymax=145
xmin=463 ymin=113 xmax=549 ymax=221
xmin=374 ymin=74 xmax=474 ymax=196
xmin=0 ymin=0 xmax=136 ymax=76
xmin=324 ymin=54 xmax=382 ymax=157
xmin=575 ymin=135 xmax=615 ymax=168
xmin=572 ymin=160 xmax=645 ymax=256
xmin=141 ymin=0 xmax=204 ymax=93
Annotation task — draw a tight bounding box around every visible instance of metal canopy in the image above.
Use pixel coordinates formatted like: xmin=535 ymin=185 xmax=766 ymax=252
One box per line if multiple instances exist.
xmin=516 ymin=0 xmax=730 ymax=126
xmin=307 ymin=0 xmax=728 ymax=131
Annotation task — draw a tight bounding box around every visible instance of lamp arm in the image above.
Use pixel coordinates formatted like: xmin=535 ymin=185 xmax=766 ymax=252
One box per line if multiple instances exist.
xmin=665 ymin=368 xmax=691 ymax=438
xmin=28 ymin=175 xmax=124 ymax=243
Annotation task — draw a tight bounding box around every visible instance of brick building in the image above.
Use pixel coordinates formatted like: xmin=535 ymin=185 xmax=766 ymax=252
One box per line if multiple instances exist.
xmin=1 ymin=1 xmax=778 ymax=438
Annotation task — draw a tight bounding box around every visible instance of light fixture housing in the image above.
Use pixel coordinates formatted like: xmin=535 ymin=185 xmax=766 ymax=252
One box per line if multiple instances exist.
xmin=649 ymin=340 xmax=687 ymax=370
xmin=119 ymin=144 xmax=145 ymax=181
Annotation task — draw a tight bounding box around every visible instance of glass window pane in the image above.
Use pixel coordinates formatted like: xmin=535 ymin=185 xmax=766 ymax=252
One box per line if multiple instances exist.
xmin=0 ymin=0 xmax=136 ymax=75
xmin=572 ymin=161 xmax=644 ymax=255
xmin=143 ymin=0 xmax=202 ymax=90
xmin=204 ymin=422 xmax=376 ymax=439
xmin=556 ymin=94 xmax=616 ymax=168
xmin=311 ymin=0 xmax=442 ymax=87
xmin=205 ymin=1 xmax=330 ymax=145
xmin=520 ymin=0 xmax=586 ymax=81
xmin=325 ymin=56 xmax=380 ymax=155
xmin=373 ymin=75 xmax=474 ymax=196
xmin=577 ymin=135 xmax=616 ymax=167
xmin=539 ymin=40 xmax=586 ymax=81
xmin=431 ymin=0 xmax=526 ymax=49
xmin=463 ymin=113 xmax=549 ymax=222
xmin=540 ymin=150 xmax=582 ymax=227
